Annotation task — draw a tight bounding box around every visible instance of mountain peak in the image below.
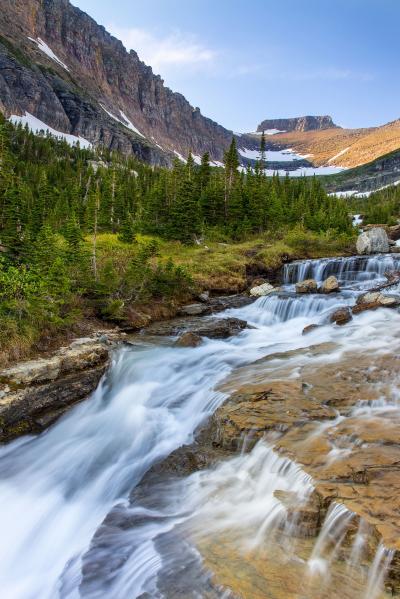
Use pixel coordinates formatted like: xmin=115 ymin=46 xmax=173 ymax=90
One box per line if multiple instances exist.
xmin=257 ymin=115 xmax=339 ymax=133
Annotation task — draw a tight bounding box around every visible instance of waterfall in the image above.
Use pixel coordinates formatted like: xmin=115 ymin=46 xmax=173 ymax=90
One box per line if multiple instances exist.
xmin=283 ymin=254 xmax=400 ymax=285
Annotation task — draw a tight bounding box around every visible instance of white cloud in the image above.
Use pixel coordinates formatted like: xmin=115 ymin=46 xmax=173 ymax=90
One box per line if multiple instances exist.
xmin=108 ymin=25 xmax=216 ymax=73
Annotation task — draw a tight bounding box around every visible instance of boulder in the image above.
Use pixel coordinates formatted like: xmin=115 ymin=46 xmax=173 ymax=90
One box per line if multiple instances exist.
xmin=356 ymin=292 xmax=399 ymax=307
xmin=356 ymin=227 xmax=389 ymax=255
xmin=174 ymin=332 xmax=203 ymax=348
xmin=330 ymin=307 xmax=352 ymax=325
xmin=179 ymin=303 xmax=211 ymax=316
xmin=295 ymin=279 xmax=318 ymax=294
xmin=249 ymin=282 xmax=275 ymax=297
xmin=320 ymin=275 xmax=339 ymax=294
xmin=353 ymin=293 xmax=399 ymax=314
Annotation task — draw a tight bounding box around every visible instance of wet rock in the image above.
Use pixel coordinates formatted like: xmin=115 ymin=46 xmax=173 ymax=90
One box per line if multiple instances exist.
xmin=352 ymin=295 xmax=400 ymax=314
xmin=356 ymin=227 xmax=389 ymax=255
xmin=320 ymin=275 xmax=339 ymax=294
xmin=295 ymin=279 xmax=318 ymax=294
xmin=302 ymin=324 xmax=321 ymax=335
xmin=354 ymin=292 xmax=400 ymax=313
xmin=146 ymin=317 xmax=249 ymax=340
xmin=330 ymin=307 xmax=352 ymax=325
xmin=249 ymin=282 xmax=275 ymax=297
xmin=0 ymin=338 xmax=111 ymax=442
xmin=174 ymin=332 xmax=203 ymax=348
xmin=179 ymin=303 xmax=211 ymax=317
xmin=274 ymin=490 xmax=321 ymax=537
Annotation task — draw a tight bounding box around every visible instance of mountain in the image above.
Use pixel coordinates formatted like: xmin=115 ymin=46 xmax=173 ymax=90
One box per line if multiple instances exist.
xmin=0 ymin=0 xmax=257 ymax=165
xmin=247 ymin=117 xmax=400 ymax=172
xmin=257 ymin=115 xmax=338 ymax=133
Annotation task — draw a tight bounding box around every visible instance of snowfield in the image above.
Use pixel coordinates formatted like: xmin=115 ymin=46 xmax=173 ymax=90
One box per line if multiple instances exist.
xmin=9 ymin=112 xmax=91 ymax=149
xmin=28 ymin=37 xmax=69 ymax=71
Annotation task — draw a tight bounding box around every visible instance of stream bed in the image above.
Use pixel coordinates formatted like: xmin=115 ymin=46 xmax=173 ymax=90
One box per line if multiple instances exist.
xmin=1 ymin=254 xmax=400 ymax=598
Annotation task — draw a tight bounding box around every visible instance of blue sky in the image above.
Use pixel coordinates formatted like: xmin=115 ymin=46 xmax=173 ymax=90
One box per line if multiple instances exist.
xmin=72 ymin=0 xmax=400 ymax=132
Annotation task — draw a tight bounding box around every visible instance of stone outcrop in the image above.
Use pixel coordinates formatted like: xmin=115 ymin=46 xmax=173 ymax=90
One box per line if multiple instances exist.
xmin=356 ymin=227 xmax=390 ymax=255
xmin=0 ymin=0 xmax=257 ymax=165
xmin=257 ymin=115 xmax=338 ymax=133
xmin=0 ymin=336 xmax=114 ymax=442
xmin=295 ymin=279 xmax=318 ymax=294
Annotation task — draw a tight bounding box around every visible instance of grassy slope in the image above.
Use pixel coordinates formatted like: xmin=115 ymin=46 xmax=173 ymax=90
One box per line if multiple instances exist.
xmin=96 ymin=231 xmax=356 ymax=294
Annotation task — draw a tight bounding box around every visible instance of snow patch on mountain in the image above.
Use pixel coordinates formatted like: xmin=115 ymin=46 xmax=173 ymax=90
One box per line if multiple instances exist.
xmin=28 ymin=37 xmax=69 ymax=71
xmin=10 ymin=112 xmax=91 ymax=148
xmin=119 ymin=111 xmax=145 ymax=137
xmin=239 ymin=148 xmax=311 ymax=162
xmin=99 ymin=105 xmax=145 ymax=138
xmin=173 ymin=150 xmax=187 ymax=163
xmin=328 ymin=147 xmax=350 ymax=164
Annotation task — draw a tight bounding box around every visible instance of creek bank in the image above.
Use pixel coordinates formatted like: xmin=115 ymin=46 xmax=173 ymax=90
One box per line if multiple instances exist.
xmin=0 ymin=333 xmax=121 ymax=443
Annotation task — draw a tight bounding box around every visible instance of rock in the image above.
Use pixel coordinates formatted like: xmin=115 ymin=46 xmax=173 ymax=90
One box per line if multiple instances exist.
xmin=197 ymin=291 xmax=210 ymax=303
xmin=356 ymin=227 xmax=389 ymax=255
xmin=249 ymin=282 xmax=275 ymax=297
xmin=146 ymin=317 xmax=249 ymax=339
xmin=390 ymin=246 xmax=400 ymax=254
xmin=174 ymin=332 xmax=203 ymax=348
xmin=320 ymin=275 xmax=339 ymax=294
xmin=179 ymin=303 xmax=211 ymax=317
xmin=302 ymin=324 xmax=321 ymax=335
xmin=352 ymin=294 xmax=399 ymax=314
xmin=295 ymin=279 xmax=318 ymax=294
xmin=388 ymin=224 xmax=400 ymax=241
xmin=330 ymin=307 xmax=352 ymax=325
xmin=0 ymin=338 xmax=111 ymax=442
xmin=356 ymin=292 xmax=399 ymax=307
xmin=208 ymin=294 xmax=254 ymax=312
xmin=356 ymin=291 xmax=382 ymax=305
xmin=123 ymin=308 xmax=152 ymax=329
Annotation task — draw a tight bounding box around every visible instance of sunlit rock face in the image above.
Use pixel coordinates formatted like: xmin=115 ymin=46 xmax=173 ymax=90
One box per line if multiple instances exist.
xmin=0 ymin=0 xmax=241 ymax=165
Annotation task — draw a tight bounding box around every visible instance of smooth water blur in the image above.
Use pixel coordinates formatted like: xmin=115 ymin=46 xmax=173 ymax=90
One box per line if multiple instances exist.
xmin=0 ymin=253 xmax=399 ymax=598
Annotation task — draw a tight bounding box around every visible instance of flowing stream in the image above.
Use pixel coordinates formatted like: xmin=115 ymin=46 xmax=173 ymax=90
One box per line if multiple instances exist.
xmin=1 ymin=254 xmax=400 ymax=598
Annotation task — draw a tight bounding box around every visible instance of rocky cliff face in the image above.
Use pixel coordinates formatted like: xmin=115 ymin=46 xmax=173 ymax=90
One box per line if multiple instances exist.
xmin=0 ymin=0 xmax=251 ymax=165
xmin=257 ymin=115 xmax=338 ymax=133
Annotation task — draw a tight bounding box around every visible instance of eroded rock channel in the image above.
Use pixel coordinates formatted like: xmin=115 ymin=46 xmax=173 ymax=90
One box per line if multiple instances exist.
xmin=1 ymin=254 xmax=400 ymax=598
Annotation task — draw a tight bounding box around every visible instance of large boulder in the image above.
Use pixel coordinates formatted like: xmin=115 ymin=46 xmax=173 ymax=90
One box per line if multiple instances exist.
xmin=356 ymin=227 xmax=389 ymax=255
xmin=320 ymin=275 xmax=339 ymax=294
xmin=352 ymin=292 xmax=400 ymax=314
xmin=295 ymin=279 xmax=318 ymax=294
xmin=249 ymin=282 xmax=275 ymax=297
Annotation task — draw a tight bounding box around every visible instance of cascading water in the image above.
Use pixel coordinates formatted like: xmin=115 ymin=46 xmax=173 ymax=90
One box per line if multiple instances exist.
xmin=0 ymin=253 xmax=399 ymax=598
